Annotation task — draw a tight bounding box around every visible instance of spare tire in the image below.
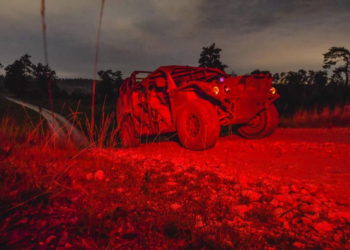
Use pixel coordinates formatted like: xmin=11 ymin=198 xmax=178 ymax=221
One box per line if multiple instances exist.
xmin=237 ymin=104 xmax=279 ymax=139
xmin=176 ymin=100 xmax=220 ymax=150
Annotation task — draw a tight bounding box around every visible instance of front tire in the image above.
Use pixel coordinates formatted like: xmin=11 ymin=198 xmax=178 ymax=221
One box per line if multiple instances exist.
xmin=237 ymin=104 xmax=279 ymax=139
xmin=119 ymin=116 xmax=140 ymax=147
xmin=176 ymin=100 xmax=220 ymax=150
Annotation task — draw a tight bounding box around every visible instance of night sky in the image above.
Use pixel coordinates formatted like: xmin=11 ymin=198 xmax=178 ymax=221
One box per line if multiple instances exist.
xmin=1 ymin=0 xmax=349 ymax=78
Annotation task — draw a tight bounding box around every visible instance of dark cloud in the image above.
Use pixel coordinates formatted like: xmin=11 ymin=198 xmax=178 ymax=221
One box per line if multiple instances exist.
xmin=0 ymin=0 xmax=349 ymax=78
xmin=199 ymin=0 xmax=350 ymax=32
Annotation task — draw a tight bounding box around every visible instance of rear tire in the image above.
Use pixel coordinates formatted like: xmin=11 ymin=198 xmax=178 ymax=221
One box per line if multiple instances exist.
xmin=119 ymin=116 xmax=140 ymax=147
xmin=176 ymin=100 xmax=220 ymax=150
xmin=237 ymin=104 xmax=279 ymax=139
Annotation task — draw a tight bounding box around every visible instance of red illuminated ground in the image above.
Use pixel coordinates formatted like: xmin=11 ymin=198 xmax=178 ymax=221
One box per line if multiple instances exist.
xmin=1 ymin=128 xmax=350 ymax=248
xmin=125 ymin=128 xmax=350 ymax=205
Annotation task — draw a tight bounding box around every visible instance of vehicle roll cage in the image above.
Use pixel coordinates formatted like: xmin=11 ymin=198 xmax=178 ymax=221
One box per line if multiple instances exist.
xmin=128 ymin=66 xmax=230 ymax=89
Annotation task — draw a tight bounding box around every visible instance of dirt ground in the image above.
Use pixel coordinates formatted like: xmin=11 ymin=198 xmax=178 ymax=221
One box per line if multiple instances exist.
xmin=117 ymin=128 xmax=350 ymax=206
xmin=1 ymin=127 xmax=350 ymax=248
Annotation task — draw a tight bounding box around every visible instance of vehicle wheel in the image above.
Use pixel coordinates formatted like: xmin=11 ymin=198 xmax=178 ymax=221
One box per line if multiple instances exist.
xmin=119 ymin=116 xmax=140 ymax=147
xmin=237 ymin=104 xmax=279 ymax=139
xmin=176 ymin=100 xmax=220 ymax=150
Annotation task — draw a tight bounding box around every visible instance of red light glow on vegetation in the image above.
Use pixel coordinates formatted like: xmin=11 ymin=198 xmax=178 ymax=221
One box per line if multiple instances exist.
xmin=1 ymin=124 xmax=350 ymax=248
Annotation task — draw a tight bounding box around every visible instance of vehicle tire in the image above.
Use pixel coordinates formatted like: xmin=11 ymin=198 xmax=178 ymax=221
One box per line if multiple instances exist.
xmin=119 ymin=116 xmax=140 ymax=147
xmin=176 ymin=100 xmax=220 ymax=150
xmin=237 ymin=104 xmax=279 ymax=139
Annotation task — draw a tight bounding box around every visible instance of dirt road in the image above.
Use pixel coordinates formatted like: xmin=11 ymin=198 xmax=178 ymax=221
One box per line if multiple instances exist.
xmin=116 ymin=128 xmax=350 ymax=205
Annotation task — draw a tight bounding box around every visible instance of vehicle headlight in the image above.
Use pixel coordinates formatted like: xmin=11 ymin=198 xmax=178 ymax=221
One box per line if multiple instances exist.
xmin=212 ymin=86 xmax=220 ymax=95
xmin=270 ymin=87 xmax=277 ymax=95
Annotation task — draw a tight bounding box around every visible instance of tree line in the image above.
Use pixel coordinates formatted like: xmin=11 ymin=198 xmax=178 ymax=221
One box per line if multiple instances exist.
xmin=199 ymin=43 xmax=350 ymax=86
xmin=0 ymin=45 xmax=349 ymax=115
xmin=0 ymin=54 xmax=122 ymax=103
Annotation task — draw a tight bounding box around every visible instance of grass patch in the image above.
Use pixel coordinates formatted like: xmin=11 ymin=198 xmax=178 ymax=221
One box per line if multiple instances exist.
xmin=0 ymin=96 xmax=47 ymax=140
xmin=0 ymin=127 xmax=349 ymax=248
xmin=279 ymin=106 xmax=350 ymax=128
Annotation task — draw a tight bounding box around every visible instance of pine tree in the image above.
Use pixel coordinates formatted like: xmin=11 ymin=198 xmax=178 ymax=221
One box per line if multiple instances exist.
xmin=198 ymin=43 xmax=227 ymax=72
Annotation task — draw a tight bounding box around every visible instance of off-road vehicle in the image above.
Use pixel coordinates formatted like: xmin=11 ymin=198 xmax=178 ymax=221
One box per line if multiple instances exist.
xmin=117 ymin=66 xmax=279 ymax=150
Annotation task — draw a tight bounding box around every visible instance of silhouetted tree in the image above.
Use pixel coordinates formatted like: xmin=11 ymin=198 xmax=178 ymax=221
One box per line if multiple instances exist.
xmin=97 ymin=69 xmax=123 ymax=101
xmin=33 ymin=63 xmax=58 ymax=96
xmin=297 ymin=70 xmax=308 ymax=85
xmin=4 ymin=54 xmax=35 ymax=95
xmin=282 ymin=70 xmax=308 ymax=85
xmin=323 ymin=46 xmax=350 ymax=85
xmin=306 ymin=70 xmax=315 ymax=85
xmin=284 ymin=71 xmax=299 ymax=85
xmin=4 ymin=55 xmax=61 ymax=100
xmin=272 ymin=73 xmax=280 ymax=84
xmin=313 ymin=71 xmax=328 ymax=86
xmin=329 ymin=69 xmax=344 ymax=85
xmin=276 ymin=72 xmax=287 ymax=84
xmin=250 ymin=69 xmax=271 ymax=76
xmin=198 ymin=43 xmax=227 ymax=72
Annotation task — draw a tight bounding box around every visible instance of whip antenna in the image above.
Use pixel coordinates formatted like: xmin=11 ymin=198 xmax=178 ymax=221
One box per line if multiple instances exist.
xmin=90 ymin=0 xmax=106 ymax=142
